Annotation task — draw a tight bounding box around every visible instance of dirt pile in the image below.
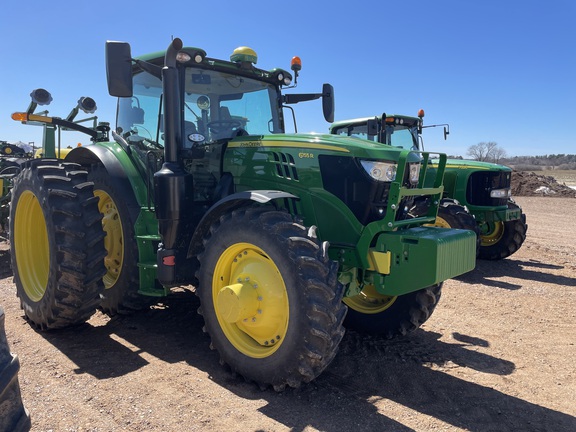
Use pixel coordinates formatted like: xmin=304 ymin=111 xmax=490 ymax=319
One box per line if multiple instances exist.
xmin=511 ymin=171 xmax=576 ymax=197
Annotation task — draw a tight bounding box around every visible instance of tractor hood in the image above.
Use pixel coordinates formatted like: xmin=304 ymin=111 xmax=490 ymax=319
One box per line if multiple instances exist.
xmin=230 ymin=133 xmax=425 ymax=163
xmin=443 ymin=158 xmax=512 ymax=172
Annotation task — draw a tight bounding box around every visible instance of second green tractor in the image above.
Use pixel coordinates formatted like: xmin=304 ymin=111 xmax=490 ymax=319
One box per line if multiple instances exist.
xmin=330 ymin=113 xmax=528 ymax=260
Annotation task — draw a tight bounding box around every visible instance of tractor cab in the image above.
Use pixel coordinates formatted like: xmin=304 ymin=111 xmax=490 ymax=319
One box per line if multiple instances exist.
xmin=115 ymin=64 xmax=282 ymax=148
xmin=331 ymin=114 xmax=421 ymax=151
xmin=108 ymin=43 xmax=334 ymax=156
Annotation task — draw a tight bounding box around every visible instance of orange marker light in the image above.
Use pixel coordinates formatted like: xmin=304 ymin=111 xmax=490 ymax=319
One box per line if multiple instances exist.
xmin=418 ymin=109 xmax=425 ymax=118
xmin=11 ymin=112 xmax=28 ymax=122
xmin=12 ymin=112 xmax=53 ymax=123
xmin=291 ymin=56 xmax=302 ymax=71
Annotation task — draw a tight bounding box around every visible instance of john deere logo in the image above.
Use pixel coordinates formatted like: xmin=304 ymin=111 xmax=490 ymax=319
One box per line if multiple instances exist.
xmin=238 ymin=141 xmax=262 ymax=147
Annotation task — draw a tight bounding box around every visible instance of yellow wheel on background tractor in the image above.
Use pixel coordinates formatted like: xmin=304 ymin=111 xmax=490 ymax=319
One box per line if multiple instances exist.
xmin=480 ymin=221 xmax=505 ymax=247
xmin=198 ymin=207 xmax=346 ymax=391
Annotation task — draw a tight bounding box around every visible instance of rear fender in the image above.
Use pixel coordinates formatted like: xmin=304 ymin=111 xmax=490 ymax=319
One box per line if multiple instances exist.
xmin=64 ymin=143 xmax=149 ymax=211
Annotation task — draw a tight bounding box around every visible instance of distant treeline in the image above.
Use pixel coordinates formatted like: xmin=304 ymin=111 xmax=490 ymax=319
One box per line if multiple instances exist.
xmin=448 ymin=154 xmax=576 ymax=170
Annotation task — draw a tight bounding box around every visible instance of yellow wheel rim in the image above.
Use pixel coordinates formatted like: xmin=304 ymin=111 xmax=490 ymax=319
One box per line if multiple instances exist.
xmin=212 ymin=242 xmax=289 ymax=358
xmin=94 ymin=189 xmax=124 ymax=289
xmin=14 ymin=191 xmax=49 ymax=302
xmin=343 ymin=284 xmax=397 ymax=314
xmin=480 ymin=221 xmax=505 ymax=247
xmin=431 ymin=216 xmax=452 ymax=229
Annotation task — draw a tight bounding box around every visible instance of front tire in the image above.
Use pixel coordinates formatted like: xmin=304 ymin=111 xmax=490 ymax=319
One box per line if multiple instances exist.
xmin=478 ymin=200 xmax=527 ymax=260
xmin=343 ymin=284 xmax=442 ymax=338
xmin=9 ymin=160 xmax=106 ymax=329
xmin=197 ymin=207 xmax=346 ymax=391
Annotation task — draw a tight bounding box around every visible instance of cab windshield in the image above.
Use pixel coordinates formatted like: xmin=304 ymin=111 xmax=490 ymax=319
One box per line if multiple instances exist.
xmin=332 ymin=123 xmax=376 ymax=141
xmin=384 ymin=124 xmax=419 ymax=151
xmin=116 ymin=67 xmax=282 ymax=147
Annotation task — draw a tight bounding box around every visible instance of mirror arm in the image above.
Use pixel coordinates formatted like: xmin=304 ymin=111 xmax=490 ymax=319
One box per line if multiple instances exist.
xmin=282 ymin=93 xmax=322 ymax=104
xmin=133 ymin=59 xmax=163 ymax=79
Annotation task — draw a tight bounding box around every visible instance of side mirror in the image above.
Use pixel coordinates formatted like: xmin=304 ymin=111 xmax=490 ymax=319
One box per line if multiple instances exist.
xmin=367 ymin=119 xmax=379 ymax=136
xmin=106 ymin=41 xmax=133 ymax=97
xmin=322 ymin=83 xmax=334 ymax=123
xmin=443 ymin=125 xmax=450 ymax=140
xmin=283 ymin=84 xmax=334 ymax=123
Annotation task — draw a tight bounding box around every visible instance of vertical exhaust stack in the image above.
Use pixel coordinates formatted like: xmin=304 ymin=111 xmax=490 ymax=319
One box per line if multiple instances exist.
xmin=161 ymin=38 xmax=183 ymax=164
xmin=154 ymin=38 xmax=195 ymax=286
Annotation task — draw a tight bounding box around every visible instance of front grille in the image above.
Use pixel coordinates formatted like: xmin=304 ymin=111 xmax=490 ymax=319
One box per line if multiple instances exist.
xmin=466 ymin=171 xmax=511 ymax=206
xmin=319 ymin=155 xmax=397 ymax=225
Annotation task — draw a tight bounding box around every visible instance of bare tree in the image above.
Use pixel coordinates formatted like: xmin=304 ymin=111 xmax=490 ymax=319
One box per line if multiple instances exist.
xmin=492 ymin=146 xmax=507 ymax=164
xmin=467 ymin=142 xmax=505 ymax=163
xmin=467 ymin=142 xmax=490 ymax=161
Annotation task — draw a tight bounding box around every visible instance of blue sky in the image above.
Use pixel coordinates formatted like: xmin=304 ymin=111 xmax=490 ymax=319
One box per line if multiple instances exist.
xmin=1 ymin=0 xmax=574 ymax=157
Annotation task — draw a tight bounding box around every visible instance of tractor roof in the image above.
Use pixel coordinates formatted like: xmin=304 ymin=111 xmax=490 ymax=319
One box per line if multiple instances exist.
xmin=133 ymin=46 xmax=292 ymax=87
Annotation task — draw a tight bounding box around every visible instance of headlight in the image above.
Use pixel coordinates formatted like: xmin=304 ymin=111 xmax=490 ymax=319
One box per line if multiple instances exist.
xmin=409 ymin=162 xmax=421 ymax=185
xmin=490 ymin=188 xmax=511 ymax=198
xmin=361 ymin=160 xmax=397 ymax=182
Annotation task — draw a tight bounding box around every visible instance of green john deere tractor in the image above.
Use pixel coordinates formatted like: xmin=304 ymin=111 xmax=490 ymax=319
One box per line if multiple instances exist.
xmin=330 ymin=112 xmax=528 ymax=260
xmin=9 ymin=38 xmax=476 ymax=390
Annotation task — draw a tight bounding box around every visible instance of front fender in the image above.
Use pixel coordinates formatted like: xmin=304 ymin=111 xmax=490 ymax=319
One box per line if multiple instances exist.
xmin=187 ymin=190 xmax=298 ymax=258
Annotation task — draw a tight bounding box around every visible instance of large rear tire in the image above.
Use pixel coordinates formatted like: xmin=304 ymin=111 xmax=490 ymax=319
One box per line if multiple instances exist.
xmin=343 ymin=284 xmax=442 ymax=338
xmin=9 ymin=160 xmax=106 ymax=329
xmin=478 ymin=200 xmax=527 ymax=260
xmin=88 ymin=166 xmax=150 ymax=314
xmin=197 ymin=207 xmax=346 ymax=391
